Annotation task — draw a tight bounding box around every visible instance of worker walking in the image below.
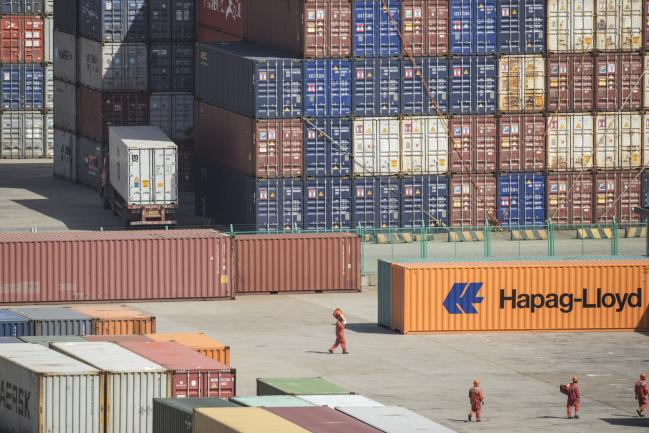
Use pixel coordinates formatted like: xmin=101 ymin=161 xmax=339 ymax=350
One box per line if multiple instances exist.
xmin=468 ymin=379 xmax=484 ymax=422
xmin=328 ymin=308 xmax=348 ymax=354
xmin=635 ymin=372 xmax=649 ymax=417
xmin=561 ymin=376 xmax=581 ymax=419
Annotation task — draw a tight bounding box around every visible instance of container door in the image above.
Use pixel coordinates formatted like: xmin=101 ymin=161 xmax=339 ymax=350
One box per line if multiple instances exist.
xmin=329 ymin=178 xmax=352 ymax=229
xmin=353 ymin=118 xmax=377 ymax=175
xmin=129 ymin=148 xmax=148 ymax=204
xmin=281 ymin=179 xmax=303 ymax=230
xmin=401 ymin=176 xmax=425 ymax=227
xmin=329 ymin=118 xmax=352 ymax=176
xmin=257 ymin=180 xmax=279 ymax=231
xmin=377 ymin=118 xmax=400 ymax=175
xmin=428 ymin=175 xmax=449 ymax=226
xmin=304 ymin=119 xmax=327 ymax=177
xmin=426 ymin=116 xmax=448 ymax=174
xmin=305 ymin=179 xmax=327 ymax=230
xmin=155 ymin=147 xmax=176 ymax=204
xmin=352 ymin=178 xmax=377 ymax=228
xmin=378 ymin=177 xmax=400 ymax=228
xmin=330 ymin=59 xmax=351 ymax=117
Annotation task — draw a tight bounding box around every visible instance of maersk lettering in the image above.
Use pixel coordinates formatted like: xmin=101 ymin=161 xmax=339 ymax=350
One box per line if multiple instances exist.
xmin=499 ymin=288 xmax=642 ymax=313
xmin=0 ymin=380 xmax=31 ymax=419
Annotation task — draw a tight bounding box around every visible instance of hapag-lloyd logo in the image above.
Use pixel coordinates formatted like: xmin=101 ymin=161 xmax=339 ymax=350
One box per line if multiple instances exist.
xmin=203 ymin=0 xmax=243 ymax=20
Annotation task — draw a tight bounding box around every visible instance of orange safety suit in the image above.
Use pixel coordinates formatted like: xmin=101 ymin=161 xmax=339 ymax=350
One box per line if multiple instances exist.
xmin=469 ymin=386 xmax=484 ymax=421
xmin=636 ymin=379 xmax=649 ymax=413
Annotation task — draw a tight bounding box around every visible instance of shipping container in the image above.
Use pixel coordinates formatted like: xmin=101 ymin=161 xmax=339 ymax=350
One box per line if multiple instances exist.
xmin=297 ymin=394 xmax=384 ymax=408
xmin=339 ymin=406 xmax=457 ymax=433
xmin=498 ymin=115 xmax=545 ymax=172
xmin=178 ymin=141 xmax=194 ymax=192
xmin=498 ymin=173 xmax=546 ymax=226
xmin=0 ymin=337 xmax=22 ymax=343
xmin=193 ymin=407 xmax=311 ymax=433
xmin=44 ymin=16 xmax=53 ymax=63
xmin=54 ymin=79 xmax=77 ymax=132
xmin=118 ymin=341 xmax=236 ymax=398
xmin=197 ymin=42 xmax=302 ymax=119
xmin=153 ymin=398 xmax=236 ymax=433
xmin=10 ymin=307 xmax=94 ymax=336
xmin=0 ymin=309 xmax=32 ymax=337
xmin=303 ymin=117 xmax=352 ymax=177
xmin=450 ymin=0 xmax=497 ymax=55
xmin=70 ymin=305 xmax=156 ymax=335
xmin=547 ymin=172 xmax=594 ymax=225
xmin=498 ymin=55 xmax=545 ymax=112
xmin=53 ymin=30 xmax=77 ymax=83
xmin=54 ymin=0 xmax=76 ymax=33
xmin=594 ymin=171 xmax=641 ymax=223
xmin=352 ymin=117 xmax=400 ymax=176
xmin=268 ymin=406 xmax=384 ymax=433
xmin=1 ymin=64 xmax=49 ymax=111
xmin=353 ymin=0 xmax=401 ymax=57
xmin=197 ymin=26 xmax=244 ymax=43
xmin=547 ymin=0 xmax=594 ymax=52
xmin=196 ymin=102 xmax=303 ymax=178
xmin=449 ymin=174 xmax=498 ymax=226
xmin=595 ymin=0 xmax=642 ymax=50
xmin=0 ymin=230 xmax=233 ymax=303
xmin=145 ymin=332 xmax=230 ymax=365
xmin=149 ymin=43 xmax=193 ymax=92
xmin=304 ymin=59 xmax=351 ymax=117
xmin=20 ymin=335 xmax=86 ymax=346
xmin=0 ymin=17 xmax=44 ymax=63
xmin=78 ymin=38 xmax=148 ymax=91
xmin=352 ymin=177 xmax=378 ymax=228
xmin=79 ymin=0 xmax=147 ymax=41
xmin=233 ymin=233 xmax=360 ymax=293
xmin=546 ymin=54 xmax=594 ymax=112
xmin=0 ymin=344 xmax=102 ymax=433
xmin=378 ymin=176 xmax=401 ymax=228
xmin=77 ymin=136 xmax=104 ymax=189
xmin=595 ymin=53 xmax=642 ymax=111
xmin=149 ymin=0 xmax=195 ymax=40
xmin=231 ymin=396 xmax=315 ymax=407
xmin=2 ymin=0 xmax=48 ymax=14
xmin=352 ymin=58 xmax=401 ymax=116
xmin=304 ymin=178 xmax=352 ymax=230
xmin=0 ymin=112 xmax=51 ymax=159
xmin=449 ymin=115 xmax=497 ymax=173
xmin=450 ymin=56 xmax=497 ymax=114
xmin=546 ymin=113 xmax=594 ymax=171
xmin=401 ymin=116 xmax=448 ymax=175
xmin=401 ymin=57 xmax=449 ymax=115
xmin=150 ymin=93 xmax=193 ymax=141
xmin=497 ymin=0 xmax=545 ymax=54
xmin=384 ymin=257 xmax=649 ymax=333
xmin=197 ymin=0 xmax=244 ymax=38
xmin=401 ymin=175 xmax=449 ymax=227
xmin=645 ymin=56 xmax=649 ymax=109
xmin=595 ymin=113 xmax=642 ymax=170
xmin=52 ymin=342 xmax=167 ymax=433
xmin=53 ymin=129 xmax=77 ymax=180
xmin=257 ymin=377 xmax=350 ymax=396
xmin=643 ymin=171 xmax=649 ymax=207
xmin=85 ymin=334 xmax=152 ymax=342
xmin=401 ymin=0 xmax=449 ymax=56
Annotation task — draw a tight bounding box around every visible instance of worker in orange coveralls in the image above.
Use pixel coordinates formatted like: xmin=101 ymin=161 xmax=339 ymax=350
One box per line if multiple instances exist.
xmin=635 ymin=372 xmax=649 ymax=417
xmin=564 ymin=376 xmax=581 ymax=419
xmin=328 ymin=308 xmax=348 ymax=354
xmin=468 ymin=379 xmax=484 ymax=422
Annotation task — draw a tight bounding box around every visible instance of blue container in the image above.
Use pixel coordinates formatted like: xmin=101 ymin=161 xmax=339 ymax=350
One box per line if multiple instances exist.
xmin=304 ymin=118 xmax=352 ymax=178
xmin=2 ymin=0 xmax=44 ymax=14
xmin=0 ymin=337 xmax=23 ymax=343
xmin=450 ymin=0 xmax=497 ymax=55
xmin=401 ymin=58 xmax=449 ymax=115
xmin=304 ymin=60 xmax=352 ymax=117
xmin=197 ymin=42 xmax=303 ymax=119
xmin=11 ymin=308 xmax=95 ymax=336
xmin=450 ymin=56 xmax=497 ymax=114
xmin=149 ymin=0 xmax=195 ymax=40
xmin=0 ymin=310 xmax=33 ymax=337
xmin=401 ymin=176 xmax=449 ymax=228
xmin=54 ymin=0 xmax=78 ymax=33
xmin=378 ymin=177 xmax=401 ymax=228
xmin=353 ymin=0 xmax=401 ymax=57
xmin=643 ymin=172 xmax=649 ymax=208
xmin=497 ymin=0 xmax=545 ymax=54
xmin=79 ymin=0 xmax=148 ymax=41
xmin=304 ymin=178 xmax=352 ymax=230
xmin=149 ymin=43 xmax=194 ymax=93
xmin=352 ymin=177 xmax=378 ymax=229
xmin=281 ymin=178 xmax=304 ymax=230
xmin=1 ymin=64 xmax=45 ymax=111
xmin=498 ymin=173 xmax=546 ymax=226
xmin=352 ymin=58 xmax=401 ymax=116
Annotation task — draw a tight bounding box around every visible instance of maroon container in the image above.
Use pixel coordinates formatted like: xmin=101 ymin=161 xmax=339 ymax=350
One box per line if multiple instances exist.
xmin=85 ymin=335 xmax=153 ymax=343
xmin=197 ymin=26 xmax=243 ymax=43
xmin=119 ymin=341 xmax=236 ymax=398
xmin=78 ymin=86 xmax=149 ymax=143
xmin=0 ymin=230 xmax=233 ymax=304
xmin=449 ymin=174 xmax=498 ymax=227
xmin=267 ymin=407 xmax=383 ymax=433
xmin=449 ymin=116 xmax=497 ymax=174
xmin=233 ymin=233 xmax=360 ymax=294
xmin=594 ymin=171 xmax=641 ymax=224
xmin=401 ymin=0 xmax=449 ymax=56
xmin=595 ymin=54 xmax=642 ymax=111
xmin=197 ymin=0 xmax=245 ymax=38
xmin=0 ymin=17 xmax=44 ymax=63
xmin=498 ymin=115 xmax=545 ymax=172
xmin=547 ymin=173 xmax=594 ymax=225
xmin=546 ymin=54 xmax=594 ymax=112
xmin=196 ymin=102 xmax=303 ymax=178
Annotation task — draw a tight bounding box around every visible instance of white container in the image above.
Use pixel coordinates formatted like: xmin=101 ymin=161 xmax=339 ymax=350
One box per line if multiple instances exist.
xmin=53 ymin=30 xmax=77 ymax=83
xmin=595 ymin=0 xmax=642 ymax=51
xmin=54 ymin=129 xmax=78 ymax=180
xmin=51 ymin=342 xmax=169 ymax=433
xmin=643 ymin=57 xmax=649 ymax=109
xmin=0 ymin=343 xmax=102 ymax=433
xmin=498 ymin=55 xmax=545 ymax=112
xmin=547 ymin=113 xmax=594 ymax=171
xmin=54 ymin=79 xmax=76 ymax=133
xmin=78 ymin=37 xmax=148 ymax=91
xmin=297 ymin=394 xmax=384 ymax=408
xmin=353 ymin=117 xmax=400 ymax=176
xmin=595 ymin=113 xmax=642 ymax=170
xmin=337 ymin=406 xmax=457 ymax=433
xmin=109 ymin=126 xmax=178 ymax=206
xmin=547 ymin=0 xmax=594 ymax=52
xmin=44 ymin=16 xmax=53 ymax=64
xmin=0 ymin=112 xmax=51 ymax=159
xmin=400 ymin=116 xmax=448 ymax=175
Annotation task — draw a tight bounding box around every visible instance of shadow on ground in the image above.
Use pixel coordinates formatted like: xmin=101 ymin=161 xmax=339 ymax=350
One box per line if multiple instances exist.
xmin=600 ymin=418 xmax=649 ymax=427
xmin=345 ymin=323 xmax=397 ymax=334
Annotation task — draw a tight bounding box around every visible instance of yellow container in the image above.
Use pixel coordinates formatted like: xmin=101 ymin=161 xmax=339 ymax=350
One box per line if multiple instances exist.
xmin=146 ymin=332 xmax=231 ymax=365
xmin=193 ymin=407 xmax=310 ymax=433
xmin=71 ymin=304 xmax=156 ymax=335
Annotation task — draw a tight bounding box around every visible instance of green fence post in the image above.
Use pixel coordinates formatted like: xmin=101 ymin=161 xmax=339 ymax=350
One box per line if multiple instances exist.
xmin=611 ymin=217 xmax=618 ymax=256
xmin=484 ymin=221 xmax=492 ymax=257
xmin=547 ymin=220 xmax=555 ymax=257
xmin=229 ymin=224 xmax=234 ymax=237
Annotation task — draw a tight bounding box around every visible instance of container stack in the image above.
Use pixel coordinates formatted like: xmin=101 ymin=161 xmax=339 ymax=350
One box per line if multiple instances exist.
xmin=0 ymin=0 xmax=53 ymax=159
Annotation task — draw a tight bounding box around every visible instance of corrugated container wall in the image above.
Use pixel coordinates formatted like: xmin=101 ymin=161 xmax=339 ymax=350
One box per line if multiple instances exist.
xmin=498 ymin=55 xmax=545 ymax=112
xmin=401 ymin=57 xmax=449 ymax=115
xmin=497 ymin=0 xmax=545 ymax=54
xmin=401 ymin=0 xmax=449 ymax=56
xmin=145 ymin=332 xmax=231 ymax=365
xmin=53 ymin=30 xmax=77 ymax=83
xmin=449 ymin=116 xmax=497 ymax=173
xmin=450 ymin=56 xmax=497 ymax=114
xmin=150 ymin=93 xmax=193 ymax=142
xmin=0 ymin=17 xmax=45 ymax=63
xmin=0 ymin=230 xmax=233 ymax=303
xmin=547 ymin=173 xmax=594 ymax=225
xmin=197 ymin=0 xmax=244 ymax=37
xmin=0 ymin=310 xmax=33 ymax=337
xmin=304 ymin=178 xmax=353 ymax=230
xmin=400 ymin=175 xmax=449 ymax=227
xmin=352 ymin=117 xmax=400 ymax=176
xmin=304 ymin=59 xmax=351 ymax=117
xmin=594 ymin=171 xmax=641 ymax=224
xmin=353 ymin=0 xmax=401 ymax=57
xmin=78 ymin=0 xmax=147 ymax=41
xmin=70 ymin=305 xmax=156 ymax=335
xmin=1 ymin=112 xmax=52 ymax=159
xmin=449 ymin=174 xmax=498 ymax=226
xmin=267 ymin=406 xmax=384 ymax=433
xmin=11 ymin=307 xmax=95 ymax=336
xmin=149 ymin=0 xmax=195 ymax=40
xmin=303 ymin=117 xmax=352 ymax=177
xmin=547 ymin=0 xmax=594 ymax=52
xmin=54 ymin=79 xmax=77 ymax=133
xmin=595 ymin=113 xmax=642 ymax=170
xmin=498 ymin=115 xmax=545 ymax=172
xmin=450 ymin=0 xmax=497 ymax=55
xmin=153 ymin=398 xmax=236 ymax=433
xmin=401 ymin=116 xmax=448 ymax=175
xmin=498 ymin=173 xmax=546 ymax=226
xmin=546 ymin=114 xmax=594 ymax=171
xmin=546 ymin=54 xmax=594 ymax=112
xmin=149 ymin=43 xmax=193 ymax=92
xmin=352 ymin=58 xmax=401 ymax=116
xmin=78 ymin=38 xmax=148 ymax=91
xmin=3 ymin=0 xmax=50 ymax=14
xmin=193 ymin=407 xmax=311 ymax=433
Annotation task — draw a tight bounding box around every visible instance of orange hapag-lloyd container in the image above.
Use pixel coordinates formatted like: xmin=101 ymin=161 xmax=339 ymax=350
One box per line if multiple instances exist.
xmin=387 ymin=258 xmax=649 ymax=334
xmin=71 ymin=305 xmax=156 ymax=335
xmin=145 ymin=332 xmax=231 ymax=366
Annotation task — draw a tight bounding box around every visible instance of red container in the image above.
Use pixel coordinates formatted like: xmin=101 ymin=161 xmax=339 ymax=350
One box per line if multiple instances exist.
xmin=197 ymin=0 xmax=245 ymax=38
xmin=0 ymin=230 xmax=233 ymax=304
xmin=233 ymin=233 xmax=360 ymax=294
xmin=547 ymin=173 xmax=594 ymax=225
xmin=449 ymin=116 xmax=497 ymax=174
xmin=0 ymin=17 xmax=44 ymax=63
xmin=546 ymin=54 xmax=594 ymax=112
xmin=119 ymin=341 xmax=236 ymax=398
xmin=85 ymin=335 xmax=153 ymax=343
xmin=401 ymin=0 xmax=449 ymax=56
xmin=595 ymin=54 xmax=642 ymax=111
xmin=594 ymin=171 xmax=641 ymax=224
xmin=498 ymin=115 xmax=545 ymax=172
xmin=196 ymin=102 xmax=303 ymax=178
xmin=449 ymin=175 xmax=498 ymax=227
xmin=197 ymin=26 xmax=243 ymax=43
xmin=267 ymin=407 xmax=383 ymax=433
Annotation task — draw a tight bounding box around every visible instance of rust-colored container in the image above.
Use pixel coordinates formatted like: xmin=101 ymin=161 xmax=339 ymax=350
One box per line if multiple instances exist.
xmin=449 ymin=116 xmax=498 ymax=174
xmin=594 ymin=171 xmax=642 ymax=224
xmin=547 ymin=173 xmax=594 ymax=225
xmin=233 ymin=233 xmax=360 ymax=294
xmin=197 ymin=26 xmax=243 ymax=43
xmin=449 ymin=175 xmax=498 ymax=226
xmin=401 ymin=0 xmax=449 ymax=56
xmin=70 ymin=305 xmax=156 ymax=335
xmin=267 ymin=406 xmax=384 ymax=433
xmin=197 ymin=0 xmax=245 ymax=38
xmin=387 ymin=258 xmax=649 ymax=334
xmin=595 ymin=54 xmax=642 ymax=111
xmin=546 ymin=54 xmax=594 ymax=112
xmin=146 ymin=332 xmax=231 ymax=366
xmin=498 ymin=115 xmax=545 ymax=172
xmin=196 ymin=102 xmax=303 ymax=178
xmin=1 ymin=17 xmax=44 ymax=63
xmin=0 ymin=230 xmax=233 ymax=304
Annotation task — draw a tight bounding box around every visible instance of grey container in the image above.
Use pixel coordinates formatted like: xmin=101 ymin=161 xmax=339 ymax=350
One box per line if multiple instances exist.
xmin=44 ymin=17 xmax=53 ymax=64
xmin=54 ymin=129 xmax=78 ymax=181
xmin=12 ymin=307 xmax=95 ymax=336
xmin=149 ymin=43 xmax=194 ymax=92
xmin=54 ymin=79 xmax=77 ymax=132
xmin=53 ymin=30 xmax=77 ymax=83
xmin=77 ymin=136 xmax=104 ymax=190
xmin=0 ymin=337 xmax=23 ymax=343
xmin=0 ymin=309 xmax=33 ymax=337
xmin=153 ymin=398 xmax=236 ymax=433
xmin=78 ymin=38 xmax=148 ymax=91
xmin=0 ymin=112 xmax=52 ymax=159
xmin=337 ymin=406 xmax=458 ymax=433
xmin=150 ymin=92 xmax=193 ymax=142
xmin=20 ymin=335 xmax=87 ymax=347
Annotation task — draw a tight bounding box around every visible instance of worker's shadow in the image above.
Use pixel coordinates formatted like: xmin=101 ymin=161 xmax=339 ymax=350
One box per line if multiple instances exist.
xmin=344 ymin=323 xmax=398 ymax=334
xmin=600 ymin=417 xmax=649 ymax=427
xmin=305 ymin=351 xmax=333 ymax=355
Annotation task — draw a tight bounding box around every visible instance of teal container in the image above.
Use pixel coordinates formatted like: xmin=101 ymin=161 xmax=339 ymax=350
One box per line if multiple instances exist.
xmin=153 ymin=398 xmax=236 ymax=433
xmin=230 ymin=395 xmax=315 ymax=408
xmin=377 ymin=259 xmax=393 ymax=328
xmin=256 ymin=378 xmax=350 ymax=396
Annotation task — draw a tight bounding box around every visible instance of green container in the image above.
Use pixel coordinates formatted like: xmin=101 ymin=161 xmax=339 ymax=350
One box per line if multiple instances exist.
xmin=230 ymin=395 xmax=315 ymax=407
xmin=153 ymin=398 xmax=236 ymax=433
xmin=19 ymin=335 xmax=87 ymax=347
xmin=377 ymin=259 xmax=393 ymax=328
xmin=256 ymin=377 xmax=350 ymax=396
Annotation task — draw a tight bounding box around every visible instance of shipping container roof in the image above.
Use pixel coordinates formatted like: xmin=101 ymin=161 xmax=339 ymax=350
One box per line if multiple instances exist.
xmin=267 ymin=406 xmax=384 ymax=433
xmin=145 ymin=332 xmax=226 ymax=349
xmin=155 ymin=398 xmax=237 ymax=413
xmin=11 ymin=307 xmax=92 ymax=320
xmin=234 ymin=233 xmax=357 ymax=240
xmin=0 ymin=337 xmax=23 ymax=343
xmin=51 ymin=342 xmax=166 ymax=373
xmin=258 ymin=377 xmax=350 ymax=395
xmin=85 ymin=335 xmax=153 ymax=343
xmin=0 ymin=309 xmax=29 ymax=322
xmin=0 ymin=229 xmax=227 ymax=242
xmin=391 ymin=256 xmax=649 ymax=269
xmin=230 ymin=396 xmax=315 ymax=408
xmin=194 ymin=407 xmax=311 ymax=433
xmin=296 ymin=395 xmax=384 ymax=409
xmin=20 ymin=335 xmax=87 ymax=346
xmin=337 ymin=406 xmax=458 ymax=433
xmin=71 ymin=304 xmax=153 ymax=319
xmin=118 ymin=341 xmax=230 ymax=370
xmin=0 ymin=343 xmax=100 ymax=375
xmin=109 ymin=126 xmax=176 ymax=148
